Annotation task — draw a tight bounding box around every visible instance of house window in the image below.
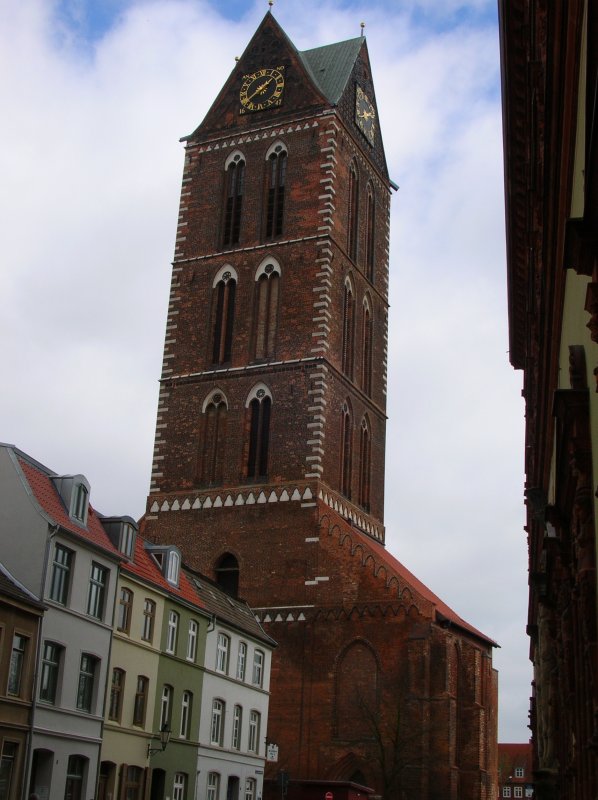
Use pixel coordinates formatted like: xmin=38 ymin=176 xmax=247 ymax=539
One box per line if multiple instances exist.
xmin=223 ymin=154 xmax=244 ymax=246
xmin=248 ymin=710 xmax=260 ymax=753
xmin=514 ymin=789 xmax=523 ymax=798
xmin=117 ymin=588 xmax=133 ymax=633
xmin=142 ymin=599 xmax=155 ymax=643
xmin=200 ymin=391 xmax=228 ymax=485
xmin=166 ymin=610 xmax=179 ymax=654
xmin=252 ymin=650 xmax=264 ymax=687
xmin=211 ymin=699 xmax=225 ymax=745
xmin=87 ymin=563 xmax=108 ymax=619
xmin=348 ymin=161 xmax=359 ymax=261
xmin=133 ymin=675 xmax=148 ymax=726
xmin=216 ymin=633 xmax=230 ymax=673
xmin=361 ymin=298 xmax=372 ymax=396
xmin=232 ymin=705 xmax=242 ymax=750
xmin=7 ymin=633 xmax=27 ymax=696
xmin=180 ymin=691 xmax=192 ymax=739
xmin=212 ymin=271 xmax=237 ymax=365
xmin=76 ymin=654 xmax=98 ymax=713
xmin=65 ymin=755 xmax=86 ymax=800
xmin=207 ymin=772 xmax=220 ymax=800
xmin=236 ymin=642 xmax=247 ymax=681
xmin=121 ymin=523 xmax=135 ymax=558
xmin=365 ymin=185 xmax=375 ymax=280
xmin=340 ymin=401 xmax=353 ymax=499
xmin=187 ymin=620 xmax=198 ymax=662
xmin=109 ymin=668 xmax=125 ymax=722
xmin=167 ymin=550 xmax=180 ymax=585
xmin=160 ymin=684 xmax=173 ymax=730
xmin=253 ymin=263 xmax=280 ymax=360
xmin=173 ymin=773 xmax=187 ymax=800
xmin=515 ymin=768 xmax=524 ymax=778
xmin=503 ymin=789 xmax=512 ymax=798
xmin=358 ymin=417 xmax=371 ymax=512
xmin=49 ymin=543 xmax=73 ymax=605
xmin=39 ymin=642 xmax=62 ymax=704
xmin=0 ymin=741 xmax=18 ymax=800
xmin=265 ymin=144 xmax=287 ymax=239
xmin=123 ymin=766 xmax=143 ymax=800
xmin=246 ymin=387 xmax=271 ymax=480
xmin=72 ymin=482 xmax=89 ymax=523
xmin=245 ymin=778 xmax=257 ymax=800
xmin=342 ymin=278 xmax=355 ymax=379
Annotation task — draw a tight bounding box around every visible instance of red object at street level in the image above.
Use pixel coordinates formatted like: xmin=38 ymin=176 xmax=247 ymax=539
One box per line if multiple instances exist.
xmin=325 ymin=794 xmax=333 ymax=800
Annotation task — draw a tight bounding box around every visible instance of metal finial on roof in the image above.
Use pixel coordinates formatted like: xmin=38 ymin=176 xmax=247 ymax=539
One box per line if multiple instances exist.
xmin=360 ymin=21 xmax=365 ymax=36
xmin=268 ymin=0 xmax=274 ymax=7
xmin=235 ymin=56 xmax=240 ymax=61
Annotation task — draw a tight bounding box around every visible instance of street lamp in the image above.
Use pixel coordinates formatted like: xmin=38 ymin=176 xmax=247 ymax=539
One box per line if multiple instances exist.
xmin=147 ymin=724 xmax=171 ymax=758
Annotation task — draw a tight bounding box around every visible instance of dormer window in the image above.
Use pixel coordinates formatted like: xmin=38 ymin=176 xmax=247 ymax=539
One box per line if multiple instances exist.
xmin=121 ymin=524 xmax=135 ymax=558
xmin=101 ymin=516 xmax=138 ymax=559
xmin=52 ymin=474 xmax=91 ymax=526
xmin=72 ymin=483 xmax=88 ymax=522
xmin=167 ymin=550 xmax=180 ymax=585
xmin=145 ymin=544 xmax=181 ymax=586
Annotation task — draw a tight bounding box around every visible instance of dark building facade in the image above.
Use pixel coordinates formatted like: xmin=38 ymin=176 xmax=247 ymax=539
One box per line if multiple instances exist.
xmin=499 ymin=1 xmax=598 ymax=799
xmin=142 ymin=12 xmax=498 ymax=799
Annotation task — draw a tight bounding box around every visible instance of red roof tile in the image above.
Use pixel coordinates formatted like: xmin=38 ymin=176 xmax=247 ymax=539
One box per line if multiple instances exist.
xmin=335 ymin=514 xmax=496 ymax=645
xmin=18 ymin=457 xmax=119 ymax=557
xmin=123 ymin=535 xmax=205 ymax=610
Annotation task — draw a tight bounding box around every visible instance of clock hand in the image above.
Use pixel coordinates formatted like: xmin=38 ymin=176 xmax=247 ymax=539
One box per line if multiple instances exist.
xmin=247 ymin=77 xmax=274 ymax=102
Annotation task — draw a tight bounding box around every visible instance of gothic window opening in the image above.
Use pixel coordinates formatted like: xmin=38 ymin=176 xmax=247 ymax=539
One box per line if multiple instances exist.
xmin=254 ymin=259 xmax=280 ymax=360
xmin=246 ymin=385 xmax=272 ymax=481
xmin=342 ymin=278 xmax=355 ymax=379
xmin=223 ymin=153 xmax=245 ymax=246
xmin=265 ymin=143 xmax=287 ymax=238
xmin=340 ymin=401 xmax=353 ymax=500
xmin=358 ymin=417 xmax=371 ymax=511
xmin=215 ymin=552 xmax=239 ymax=597
xmin=361 ymin=298 xmax=372 ymax=396
xmin=335 ymin=640 xmax=378 ymax=740
xmin=211 ymin=268 xmax=236 ymax=365
xmin=365 ymin=185 xmax=375 ymax=281
xmin=200 ymin=390 xmax=228 ymax=485
xmin=348 ymin=162 xmax=359 ymax=262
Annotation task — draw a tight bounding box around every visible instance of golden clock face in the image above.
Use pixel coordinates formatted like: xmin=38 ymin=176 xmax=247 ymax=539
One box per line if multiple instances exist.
xmin=355 ymin=85 xmax=376 ymax=145
xmin=239 ymin=67 xmax=285 ymax=113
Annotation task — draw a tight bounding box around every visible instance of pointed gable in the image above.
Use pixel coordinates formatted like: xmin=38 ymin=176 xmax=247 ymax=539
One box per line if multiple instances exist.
xmin=299 ymin=37 xmax=364 ymax=105
xmin=189 ymin=12 xmax=332 ymax=138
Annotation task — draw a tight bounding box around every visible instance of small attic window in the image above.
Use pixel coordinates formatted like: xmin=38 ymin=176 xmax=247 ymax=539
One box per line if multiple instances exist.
xmin=121 ymin=524 xmax=135 ymax=558
xmin=72 ymin=483 xmax=89 ymax=522
xmin=167 ymin=550 xmax=180 ymax=586
xmin=100 ymin=516 xmax=138 ymax=560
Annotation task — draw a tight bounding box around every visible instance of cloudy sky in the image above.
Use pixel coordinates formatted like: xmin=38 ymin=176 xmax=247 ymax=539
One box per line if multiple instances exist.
xmin=1 ymin=0 xmax=529 ymax=742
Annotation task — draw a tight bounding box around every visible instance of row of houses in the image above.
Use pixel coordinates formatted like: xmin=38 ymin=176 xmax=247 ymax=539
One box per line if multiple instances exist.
xmin=0 ymin=443 xmax=275 ymax=800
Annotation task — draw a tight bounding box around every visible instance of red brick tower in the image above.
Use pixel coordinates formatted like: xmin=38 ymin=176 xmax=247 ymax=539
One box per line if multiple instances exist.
xmin=143 ymin=12 xmax=498 ymax=799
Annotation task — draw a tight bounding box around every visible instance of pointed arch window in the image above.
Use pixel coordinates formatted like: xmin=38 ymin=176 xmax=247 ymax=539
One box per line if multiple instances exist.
xmin=365 ymin=185 xmax=375 ymax=281
xmin=265 ymin=143 xmax=287 ymax=239
xmin=361 ymin=297 xmax=372 ymax=396
xmin=342 ymin=277 xmax=355 ymax=379
xmin=211 ymin=267 xmax=237 ymax=365
xmin=254 ymin=258 xmax=280 ymax=360
xmin=223 ymin=152 xmax=245 ymax=246
xmin=215 ymin=552 xmax=239 ymax=597
xmin=348 ymin=161 xmax=359 ymax=262
xmin=340 ymin=401 xmax=353 ymax=499
xmin=199 ymin=390 xmax=228 ymax=485
xmin=358 ymin=417 xmax=371 ymax=511
xmin=246 ymin=384 xmax=272 ymax=481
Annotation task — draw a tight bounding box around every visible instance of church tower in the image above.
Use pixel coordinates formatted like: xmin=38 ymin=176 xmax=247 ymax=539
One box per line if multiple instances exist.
xmin=143 ymin=12 xmax=498 ymax=799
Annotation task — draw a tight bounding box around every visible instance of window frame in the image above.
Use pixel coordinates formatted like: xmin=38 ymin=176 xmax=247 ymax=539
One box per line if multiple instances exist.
xmin=216 ymin=633 xmax=230 ymax=674
xmin=173 ymin=773 xmax=187 ymax=800
xmin=187 ymin=619 xmax=198 ymax=662
xmin=210 ymin=698 xmax=225 ymax=746
xmin=207 ymin=772 xmax=220 ymax=800
xmin=248 ymin=710 xmax=260 ymax=753
xmin=160 ymin=684 xmax=173 ymax=730
xmin=236 ymin=641 xmax=247 ymax=681
xmin=87 ymin=562 xmax=108 ymax=620
xmin=252 ymin=649 xmax=264 ymax=687
xmin=166 ymin=610 xmax=179 ymax=655
xmin=117 ymin=587 xmax=133 ymax=633
xmin=180 ymin=690 xmax=192 ymax=739
xmin=49 ymin=543 xmax=73 ymax=605
xmin=142 ymin=598 xmax=156 ymax=643
xmin=133 ymin=675 xmax=149 ymax=727
xmin=7 ymin=633 xmax=27 ymax=697
xmin=232 ymin=704 xmax=242 ymax=750
xmin=76 ymin=653 xmax=98 ymax=713
xmin=109 ymin=667 xmax=125 ymax=722
xmin=39 ymin=641 xmax=62 ymax=704
xmin=245 ymin=777 xmax=257 ymax=800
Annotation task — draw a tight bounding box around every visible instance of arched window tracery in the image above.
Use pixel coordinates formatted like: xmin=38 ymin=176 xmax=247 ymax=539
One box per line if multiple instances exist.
xmin=211 ymin=267 xmax=237 ymax=365
xmin=342 ymin=276 xmax=355 ymax=379
xmin=365 ymin=184 xmax=375 ymax=281
xmin=223 ymin=151 xmax=245 ymax=246
xmin=246 ymin=384 xmax=272 ymax=481
xmin=265 ymin=142 xmax=287 ymax=239
xmin=358 ymin=416 xmax=371 ymax=511
xmin=199 ymin=389 xmax=228 ymax=485
xmin=340 ymin=400 xmax=353 ymax=499
xmin=361 ymin=296 xmax=372 ymax=396
xmin=253 ymin=258 xmax=281 ymax=360
xmin=348 ymin=161 xmax=359 ymax=262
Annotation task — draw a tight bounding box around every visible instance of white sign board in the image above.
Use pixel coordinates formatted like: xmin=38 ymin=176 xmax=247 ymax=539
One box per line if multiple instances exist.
xmin=266 ymin=743 xmax=279 ymax=762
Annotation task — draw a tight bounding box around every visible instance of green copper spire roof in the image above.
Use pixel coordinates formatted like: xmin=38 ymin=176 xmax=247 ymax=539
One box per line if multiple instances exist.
xmin=299 ymin=36 xmax=364 ymax=104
